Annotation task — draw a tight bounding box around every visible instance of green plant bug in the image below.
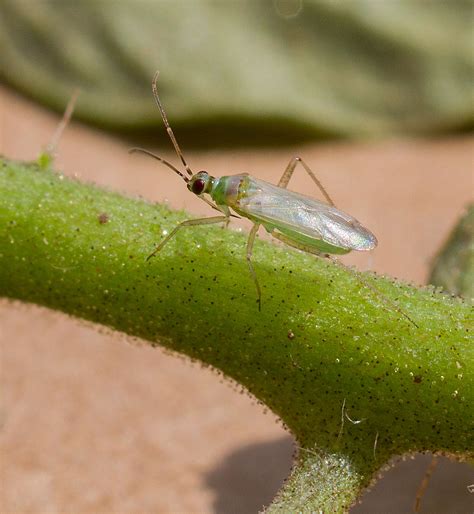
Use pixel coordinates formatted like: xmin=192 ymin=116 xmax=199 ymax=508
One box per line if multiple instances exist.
xmin=131 ymin=72 xmax=417 ymax=327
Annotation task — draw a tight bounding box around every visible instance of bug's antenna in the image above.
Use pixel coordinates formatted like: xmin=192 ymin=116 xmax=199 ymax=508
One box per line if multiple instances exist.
xmin=129 ymin=147 xmax=190 ymax=182
xmin=152 ymin=71 xmax=193 ymax=177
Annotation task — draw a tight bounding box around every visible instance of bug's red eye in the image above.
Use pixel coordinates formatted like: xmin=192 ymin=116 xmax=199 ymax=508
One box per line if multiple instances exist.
xmin=191 ymin=178 xmax=205 ymax=195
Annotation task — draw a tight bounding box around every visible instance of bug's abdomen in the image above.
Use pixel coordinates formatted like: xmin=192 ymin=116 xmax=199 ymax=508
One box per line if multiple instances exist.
xmin=237 ymin=177 xmax=377 ymax=252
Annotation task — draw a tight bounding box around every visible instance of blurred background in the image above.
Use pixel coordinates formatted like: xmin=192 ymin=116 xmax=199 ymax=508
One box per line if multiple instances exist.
xmin=1 ymin=1 xmax=473 ymax=513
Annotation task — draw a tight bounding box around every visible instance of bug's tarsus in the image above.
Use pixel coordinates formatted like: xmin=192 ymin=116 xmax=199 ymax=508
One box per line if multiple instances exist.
xmin=152 ymin=71 xmax=193 ymax=177
xmin=279 ymin=156 xmax=336 ymax=207
xmin=146 ymin=249 xmax=159 ymax=262
xmin=129 ymin=147 xmax=189 ymax=182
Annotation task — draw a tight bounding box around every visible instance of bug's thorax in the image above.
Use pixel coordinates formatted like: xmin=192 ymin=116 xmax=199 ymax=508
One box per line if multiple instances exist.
xmin=209 ymin=174 xmax=250 ymax=208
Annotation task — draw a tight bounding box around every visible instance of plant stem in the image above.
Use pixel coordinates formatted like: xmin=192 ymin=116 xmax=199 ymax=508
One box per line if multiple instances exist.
xmin=1 ymin=158 xmax=472 ymax=512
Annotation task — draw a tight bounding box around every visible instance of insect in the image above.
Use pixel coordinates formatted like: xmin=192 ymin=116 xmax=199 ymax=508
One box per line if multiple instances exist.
xmin=132 ymin=72 xmax=416 ymax=326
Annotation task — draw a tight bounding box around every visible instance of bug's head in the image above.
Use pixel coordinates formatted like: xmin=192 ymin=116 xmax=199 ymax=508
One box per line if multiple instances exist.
xmin=188 ymin=171 xmax=213 ymax=196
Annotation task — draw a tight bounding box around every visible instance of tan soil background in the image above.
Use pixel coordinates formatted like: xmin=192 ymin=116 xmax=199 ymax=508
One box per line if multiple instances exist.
xmin=1 ymin=85 xmax=473 ymax=513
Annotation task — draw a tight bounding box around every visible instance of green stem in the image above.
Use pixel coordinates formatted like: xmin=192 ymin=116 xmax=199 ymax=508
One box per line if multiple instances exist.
xmin=1 ymin=158 xmax=472 ymax=512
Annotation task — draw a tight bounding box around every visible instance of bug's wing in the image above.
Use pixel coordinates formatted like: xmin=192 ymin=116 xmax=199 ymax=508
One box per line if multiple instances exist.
xmin=237 ymin=178 xmax=377 ymax=251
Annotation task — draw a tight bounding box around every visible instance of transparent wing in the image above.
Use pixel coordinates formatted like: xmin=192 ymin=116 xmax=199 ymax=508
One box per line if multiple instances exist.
xmin=237 ymin=178 xmax=377 ymax=251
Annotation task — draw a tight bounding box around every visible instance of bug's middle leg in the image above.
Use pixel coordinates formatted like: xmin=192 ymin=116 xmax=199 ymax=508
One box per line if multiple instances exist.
xmin=147 ymin=215 xmax=229 ymax=261
xmin=278 ymin=156 xmax=336 ymax=207
xmin=246 ymin=223 xmax=262 ymax=310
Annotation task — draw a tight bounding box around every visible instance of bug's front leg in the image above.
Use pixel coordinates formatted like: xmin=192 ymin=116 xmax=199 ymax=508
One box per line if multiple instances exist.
xmin=147 ymin=215 xmax=229 ymax=261
xmin=246 ymin=223 xmax=262 ymax=310
xmin=278 ymin=156 xmax=336 ymax=207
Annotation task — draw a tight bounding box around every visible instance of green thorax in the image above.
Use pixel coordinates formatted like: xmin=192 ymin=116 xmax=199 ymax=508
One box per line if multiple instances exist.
xmin=210 ymin=174 xmax=249 ymax=209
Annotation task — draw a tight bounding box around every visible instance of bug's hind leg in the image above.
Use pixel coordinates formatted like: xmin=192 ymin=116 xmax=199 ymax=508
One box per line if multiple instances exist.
xmin=271 ymin=230 xmax=326 ymax=256
xmin=271 ymin=231 xmax=418 ymax=327
xmin=327 ymin=255 xmax=418 ymax=327
xmin=246 ymin=223 xmax=262 ymax=310
xmin=278 ymin=157 xmax=336 ymax=207
xmin=147 ymin=215 xmax=229 ymax=261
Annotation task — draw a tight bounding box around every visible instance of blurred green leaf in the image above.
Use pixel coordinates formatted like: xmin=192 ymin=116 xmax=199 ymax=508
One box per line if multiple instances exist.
xmin=430 ymin=205 xmax=474 ymax=299
xmin=0 ymin=0 xmax=473 ymax=140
